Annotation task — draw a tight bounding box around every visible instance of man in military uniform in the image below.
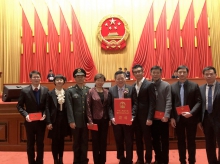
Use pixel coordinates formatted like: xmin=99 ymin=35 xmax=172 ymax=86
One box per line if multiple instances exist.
xmin=66 ymin=68 xmax=90 ymax=164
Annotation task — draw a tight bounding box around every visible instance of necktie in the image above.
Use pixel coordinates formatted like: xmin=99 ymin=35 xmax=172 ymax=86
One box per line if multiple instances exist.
xmin=180 ymin=83 xmax=184 ymax=106
xmin=119 ymin=88 xmax=124 ymax=98
xmin=208 ymin=85 xmax=213 ymax=113
xmin=34 ymin=88 xmax=40 ymax=104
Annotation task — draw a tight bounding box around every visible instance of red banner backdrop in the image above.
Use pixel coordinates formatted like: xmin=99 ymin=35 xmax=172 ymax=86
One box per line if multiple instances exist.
xmin=131 ymin=1 xmax=211 ymax=79
xmin=20 ymin=7 xmax=97 ymax=82
xmin=130 ymin=5 xmax=154 ymax=79
xmin=20 ymin=10 xmax=34 ymax=83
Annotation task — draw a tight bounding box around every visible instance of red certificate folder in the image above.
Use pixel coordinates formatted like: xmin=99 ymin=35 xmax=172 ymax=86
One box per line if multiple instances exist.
xmin=87 ymin=124 xmax=98 ymax=131
xmin=154 ymin=111 xmax=164 ymax=119
xmin=114 ymin=98 xmax=132 ymax=124
xmin=29 ymin=112 xmax=42 ymax=121
xmin=176 ymin=105 xmax=190 ymax=115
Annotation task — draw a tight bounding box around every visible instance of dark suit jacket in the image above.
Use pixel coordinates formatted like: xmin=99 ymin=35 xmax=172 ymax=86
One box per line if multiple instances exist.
xmin=171 ymin=80 xmax=202 ymax=123
xmin=66 ymin=85 xmax=90 ymax=128
xmin=200 ymin=81 xmax=220 ymax=128
xmin=17 ymin=85 xmax=49 ymax=118
xmin=125 ymin=71 xmax=130 ymax=80
xmin=86 ymin=87 xmax=109 ymax=123
xmin=45 ymin=89 xmax=67 ymax=124
xmin=47 ymin=73 xmax=55 ymax=82
xmin=108 ymin=84 xmax=138 ymax=120
xmin=134 ymin=79 xmax=156 ymax=121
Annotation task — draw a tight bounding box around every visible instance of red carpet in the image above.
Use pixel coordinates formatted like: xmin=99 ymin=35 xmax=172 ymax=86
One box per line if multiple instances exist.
xmin=0 ymin=150 xmax=208 ymax=164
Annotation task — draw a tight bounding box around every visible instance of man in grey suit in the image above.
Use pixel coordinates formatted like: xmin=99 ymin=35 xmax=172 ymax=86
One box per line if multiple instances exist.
xmin=199 ymin=66 xmax=220 ymax=164
xmin=108 ymin=70 xmax=138 ymax=164
xmin=17 ymin=70 xmax=48 ymax=164
xmin=66 ymin=68 xmax=90 ymax=164
xmin=150 ymin=66 xmax=172 ymax=164
xmin=170 ymin=65 xmax=202 ymax=164
xmin=132 ymin=64 xmax=156 ymax=164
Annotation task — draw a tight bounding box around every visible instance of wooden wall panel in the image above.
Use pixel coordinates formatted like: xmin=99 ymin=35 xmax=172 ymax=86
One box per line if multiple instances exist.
xmin=0 ymin=122 xmax=7 ymax=142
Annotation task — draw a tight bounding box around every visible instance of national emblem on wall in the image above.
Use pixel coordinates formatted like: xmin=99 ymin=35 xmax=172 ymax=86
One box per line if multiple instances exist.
xmin=97 ymin=15 xmax=130 ymax=50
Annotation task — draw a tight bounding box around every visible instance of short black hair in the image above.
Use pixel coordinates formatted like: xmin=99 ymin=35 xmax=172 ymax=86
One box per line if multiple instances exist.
xmin=114 ymin=71 xmax=126 ymax=79
xmin=150 ymin=65 xmax=162 ymax=72
xmin=177 ymin=65 xmax=189 ymax=73
xmin=202 ymin=66 xmax=216 ymax=74
xmin=124 ymin=68 xmax=127 ymax=70
xmin=132 ymin=64 xmax=143 ymax=72
xmin=29 ymin=70 xmax=41 ymax=78
xmin=53 ymin=74 xmax=66 ymax=85
xmin=94 ymin=73 xmax=106 ymax=82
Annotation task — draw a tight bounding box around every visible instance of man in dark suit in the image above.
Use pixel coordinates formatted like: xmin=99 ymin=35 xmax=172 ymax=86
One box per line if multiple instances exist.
xmin=132 ymin=64 xmax=156 ymax=164
xmin=124 ymin=68 xmax=130 ymax=80
xmin=66 ymin=68 xmax=90 ymax=164
xmin=108 ymin=70 xmax=138 ymax=164
xmin=199 ymin=66 xmax=220 ymax=164
xmin=47 ymin=69 xmax=55 ymax=82
xmin=17 ymin=70 xmax=49 ymax=164
xmin=170 ymin=65 xmax=202 ymax=164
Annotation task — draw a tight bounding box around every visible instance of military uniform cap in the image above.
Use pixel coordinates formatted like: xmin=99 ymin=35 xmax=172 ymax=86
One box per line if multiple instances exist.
xmin=73 ymin=68 xmax=86 ymax=77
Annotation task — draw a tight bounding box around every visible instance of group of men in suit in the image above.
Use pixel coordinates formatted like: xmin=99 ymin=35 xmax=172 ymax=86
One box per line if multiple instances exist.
xmin=16 ymin=65 xmax=220 ymax=164
xmin=112 ymin=65 xmax=220 ymax=164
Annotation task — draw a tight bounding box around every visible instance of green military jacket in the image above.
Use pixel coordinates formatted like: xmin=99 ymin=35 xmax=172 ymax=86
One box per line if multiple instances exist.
xmin=66 ymin=84 xmax=90 ymax=128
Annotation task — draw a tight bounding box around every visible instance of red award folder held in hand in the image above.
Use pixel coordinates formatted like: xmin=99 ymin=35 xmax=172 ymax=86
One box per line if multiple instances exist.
xmin=87 ymin=124 xmax=98 ymax=131
xmin=176 ymin=105 xmax=190 ymax=115
xmin=154 ymin=111 xmax=164 ymax=119
xmin=114 ymin=98 xmax=132 ymax=125
xmin=29 ymin=112 xmax=42 ymax=121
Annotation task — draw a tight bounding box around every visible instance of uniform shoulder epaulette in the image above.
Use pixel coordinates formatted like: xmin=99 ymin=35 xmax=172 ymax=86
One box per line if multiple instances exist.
xmin=85 ymin=86 xmax=90 ymax=89
xmin=68 ymin=86 xmax=75 ymax=89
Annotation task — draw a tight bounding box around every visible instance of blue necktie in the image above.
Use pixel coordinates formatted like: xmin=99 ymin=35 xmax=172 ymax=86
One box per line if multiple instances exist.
xmin=208 ymin=85 xmax=213 ymax=113
xmin=180 ymin=83 xmax=184 ymax=106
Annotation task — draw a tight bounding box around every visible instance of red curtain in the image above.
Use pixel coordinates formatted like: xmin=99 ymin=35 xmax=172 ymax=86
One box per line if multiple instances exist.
xmin=168 ymin=2 xmax=183 ymax=76
xmin=21 ymin=7 xmax=97 ymax=82
xmin=70 ymin=8 xmax=97 ymax=81
xmin=154 ymin=4 xmax=169 ymax=78
xmin=20 ymin=10 xmax=34 ymax=82
xmin=196 ymin=1 xmax=212 ymax=71
xmin=130 ymin=5 xmax=154 ymax=79
xmin=59 ymin=10 xmax=72 ymax=81
xmin=47 ymin=10 xmax=59 ymax=80
xmin=132 ymin=1 xmax=211 ymax=78
xmin=181 ymin=2 xmax=199 ymax=77
xmin=34 ymin=10 xmax=47 ymax=81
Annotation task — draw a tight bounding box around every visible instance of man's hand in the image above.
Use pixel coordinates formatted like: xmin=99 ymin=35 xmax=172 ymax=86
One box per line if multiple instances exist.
xmin=47 ymin=124 xmax=53 ymax=130
xmin=111 ymin=118 xmax=116 ymax=125
xmin=146 ymin=120 xmax=152 ymax=126
xmin=40 ymin=114 xmax=46 ymax=121
xmin=126 ymin=118 xmax=133 ymax=126
xmin=70 ymin=122 xmax=76 ymax=129
xmin=170 ymin=118 xmax=176 ymax=128
xmin=161 ymin=117 xmax=168 ymax=122
xmin=26 ymin=115 xmax=32 ymax=122
xmin=182 ymin=112 xmax=192 ymax=118
xmin=87 ymin=122 xmax=93 ymax=126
